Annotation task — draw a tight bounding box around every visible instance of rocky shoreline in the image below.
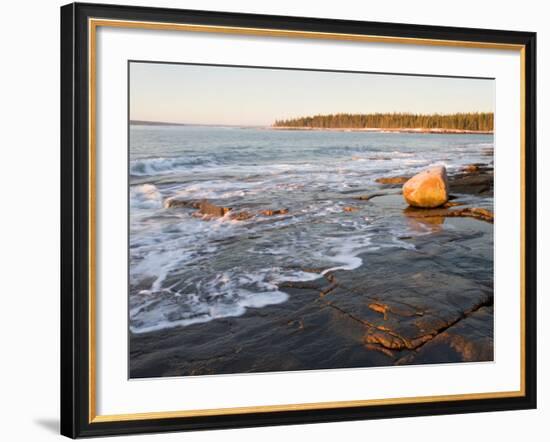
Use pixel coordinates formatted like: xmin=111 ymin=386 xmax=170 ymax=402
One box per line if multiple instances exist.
xmin=163 ymin=162 xmax=494 ymax=225
xmin=129 ymin=162 xmax=494 ymax=378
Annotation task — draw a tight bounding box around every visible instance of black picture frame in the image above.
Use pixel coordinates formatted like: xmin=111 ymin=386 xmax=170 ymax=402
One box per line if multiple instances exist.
xmin=60 ymin=2 xmax=537 ymax=438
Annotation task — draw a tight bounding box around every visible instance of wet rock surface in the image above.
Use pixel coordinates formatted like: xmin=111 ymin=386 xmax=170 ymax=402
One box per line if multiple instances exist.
xmin=450 ymin=172 xmax=493 ymax=196
xmin=352 ymin=190 xmax=401 ymax=201
xmin=165 ymin=197 xmax=290 ymax=221
xmin=199 ymin=200 xmax=232 ymax=217
xmin=375 ymin=163 xmax=494 ymax=197
xmin=130 ymin=192 xmax=493 ymax=377
xmin=260 ymin=208 xmax=289 ymax=216
xmin=131 ymin=162 xmax=494 ymax=378
xmin=404 ymin=206 xmax=494 ymax=223
xmin=396 ymin=306 xmax=493 ymax=365
xmin=343 ymin=206 xmax=359 ymax=212
xmin=375 ymin=176 xmax=409 ymax=185
xmin=163 ymin=198 xmax=200 ymax=209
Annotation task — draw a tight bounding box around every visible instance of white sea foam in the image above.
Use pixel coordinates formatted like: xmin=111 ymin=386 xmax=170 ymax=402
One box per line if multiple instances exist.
xmin=130 ymin=156 xmax=220 ymax=176
xmin=130 ymin=184 xmax=162 ymax=209
xmin=130 ymin=268 xmax=293 ymax=334
xmin=318 ymin=235 xmax=371 ymax=275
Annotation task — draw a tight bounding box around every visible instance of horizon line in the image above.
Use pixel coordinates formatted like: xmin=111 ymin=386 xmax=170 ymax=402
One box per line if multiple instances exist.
xmin=130 ymin=111 xmax=495 ymax=128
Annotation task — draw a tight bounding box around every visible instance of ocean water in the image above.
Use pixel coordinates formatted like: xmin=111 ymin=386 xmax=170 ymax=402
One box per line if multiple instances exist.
xmin=129 ymin=125 xmax=493 ymax=334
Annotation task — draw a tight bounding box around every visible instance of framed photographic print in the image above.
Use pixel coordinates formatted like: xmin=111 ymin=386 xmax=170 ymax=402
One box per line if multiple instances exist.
xmin=60 ymin=2 xmax=537 ymax=438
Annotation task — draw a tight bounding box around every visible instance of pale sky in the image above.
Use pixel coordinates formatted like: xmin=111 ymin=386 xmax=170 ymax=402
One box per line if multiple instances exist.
xmin=130 ymin=62 xmax=494 ymax=126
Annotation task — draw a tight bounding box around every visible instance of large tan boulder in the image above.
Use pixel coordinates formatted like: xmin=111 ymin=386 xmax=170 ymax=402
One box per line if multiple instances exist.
xmin=402 ymin=166 xmax=449 ymax=208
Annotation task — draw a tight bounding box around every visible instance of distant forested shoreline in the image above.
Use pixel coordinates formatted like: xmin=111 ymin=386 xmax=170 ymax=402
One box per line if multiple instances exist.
xmin=273 ymin=112 xmax=494 ymax=132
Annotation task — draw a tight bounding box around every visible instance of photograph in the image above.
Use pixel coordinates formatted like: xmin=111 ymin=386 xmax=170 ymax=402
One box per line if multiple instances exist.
xmin=128 ymin=62 xmax=495 ymax=378
xmin=55 ymin=1 xmax=538 ymax=438
xmin=0 ymin=0 xmax=543 ymax=438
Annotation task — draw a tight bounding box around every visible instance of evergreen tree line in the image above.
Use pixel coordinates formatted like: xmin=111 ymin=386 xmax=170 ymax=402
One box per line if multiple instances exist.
xmin=273 ymin=112 xmax=494 ymax=131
